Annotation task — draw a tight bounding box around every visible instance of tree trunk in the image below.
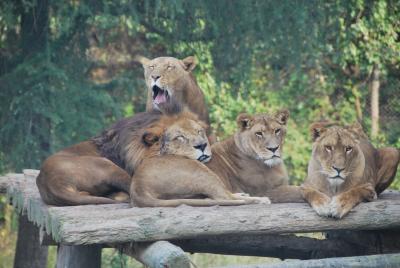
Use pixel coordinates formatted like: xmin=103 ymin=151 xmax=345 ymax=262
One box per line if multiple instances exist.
xmin=370 ymin=64 xmax=380 ymax=138
xmin=14 ymin=215 xmax=48 ymax=268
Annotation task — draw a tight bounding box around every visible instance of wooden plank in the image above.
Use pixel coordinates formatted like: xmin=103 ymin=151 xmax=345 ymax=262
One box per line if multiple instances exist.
xmin=0 ymin=175 xmax=9 ymax=193
xmin=14 ymin=214 xmax=48 ymax=268
xmin=215 ymin=253 xmax=400 ymax=268
xmin=6 ymin=172 xmax=400 ymax=245
xmin=172 ymin=230 xmax=400 ymax=259
xmin=56 ymin=245 xmax=101 ymax=268
xmin=121 ymin=241 xmax=191 ymax=268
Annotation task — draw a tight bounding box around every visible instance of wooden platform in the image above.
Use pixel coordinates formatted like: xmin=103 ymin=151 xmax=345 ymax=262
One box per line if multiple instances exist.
xmin=2 ymin=170 xmax=400 ymax=268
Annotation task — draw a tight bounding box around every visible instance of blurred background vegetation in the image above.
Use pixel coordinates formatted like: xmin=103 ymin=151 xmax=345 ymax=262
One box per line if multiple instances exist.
xmin=0 ymin=0 xmax=399 ymax=267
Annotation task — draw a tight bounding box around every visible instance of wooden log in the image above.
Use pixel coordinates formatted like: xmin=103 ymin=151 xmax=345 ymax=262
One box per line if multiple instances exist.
xmin=6 ymin=172 xmax=400 ymax=246
xmin=216 ymin=253 xmax=400 ymax=268
xmin=56 ymin=245 xmax=102 ymax=268
xmin=120 ymin=241 xmax=191 ymax=268
xmin=14 ymin=214 xmax=48 ymax=268
xmin=173 ymin=229 xmax=400 ymax=259
xmin=0 ymin=175 xmax=9 ymax=193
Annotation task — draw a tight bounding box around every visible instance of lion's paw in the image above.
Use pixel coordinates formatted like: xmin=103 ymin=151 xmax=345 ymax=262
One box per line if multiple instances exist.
xmin=312 ymin=202 xmax=332 ymax=217
xmin=329 ymin=196 xmax=352 ymax=219
xmin=363 ymin=184 xmax=378 ymax=202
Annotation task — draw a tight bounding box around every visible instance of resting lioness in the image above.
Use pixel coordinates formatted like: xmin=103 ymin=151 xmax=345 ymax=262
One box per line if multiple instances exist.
xmin=205 ymin=110 xmax=304 ymax=202
xmin=36 ymin=102 xmax=182 ymax=206
xmin=302 ymin=122 xmax=400 ymax=218
xmin=130 ymin=110 xmax=271 ymax=207
xmin=141 ymin=56 xmax=212 ymax=138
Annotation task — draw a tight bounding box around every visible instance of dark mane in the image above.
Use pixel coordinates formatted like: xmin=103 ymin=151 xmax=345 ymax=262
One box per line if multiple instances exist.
xmin=91 ymin=97 xmax=183 ymax=174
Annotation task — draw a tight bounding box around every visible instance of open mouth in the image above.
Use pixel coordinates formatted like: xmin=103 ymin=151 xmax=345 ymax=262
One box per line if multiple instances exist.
xmin=197 ymin=155 xmax=210 ymax=163
xmin=152 ymin=85 xmax=169 ymax=105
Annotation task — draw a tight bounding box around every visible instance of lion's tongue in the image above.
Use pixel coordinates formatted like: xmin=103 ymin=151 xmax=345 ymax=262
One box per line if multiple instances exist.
xmin=154 ymin=91 xmax=167 ymax=104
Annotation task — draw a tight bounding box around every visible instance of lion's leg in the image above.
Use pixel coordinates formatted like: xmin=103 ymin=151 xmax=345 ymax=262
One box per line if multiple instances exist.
xmin=301 ymin=185 xmax=331 ymax=217
xmin=265 ymin=185 xmax=304 ymax=203
xmin=375 ymin=147 xmax=400 ymax=195
xmin=80 ymin=156 xmax=132 ymax=193
xmin=330 ymin=183 xmax=377 ymax=219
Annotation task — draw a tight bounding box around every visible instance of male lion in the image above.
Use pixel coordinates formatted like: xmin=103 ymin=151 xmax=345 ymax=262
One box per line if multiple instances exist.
xmin=302 ymin=122 xmax=400 ymax=218
xmin=205 ymin=110 xmax=304 ymax=202
xmin=36 ymin=102 xmax=182 ymax=206
xmin=141 ymin=56 xmax=212 ymax=138
xmin=130 ymin=110 xmax=271 ymax=207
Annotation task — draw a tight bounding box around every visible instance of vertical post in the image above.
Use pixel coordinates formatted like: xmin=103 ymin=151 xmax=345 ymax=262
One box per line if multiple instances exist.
xmin=370 ymin=64 xmax=380 ymax=138
xmin=14 ymin=215 xmax=48 ymax=268
xmin=56 ymin=245 xmax=102 ymax=268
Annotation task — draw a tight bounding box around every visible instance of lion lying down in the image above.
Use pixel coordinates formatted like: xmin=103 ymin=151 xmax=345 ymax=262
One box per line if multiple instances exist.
xmin=130 ymin=109 xmax=271 ymax=207
xmin=205 ymin=110 xmax=304 ymax=203
xmin=302 ymin=122 xmax=400 ymax=218
xmin=36 ymin=102 xmax=185 ymax=206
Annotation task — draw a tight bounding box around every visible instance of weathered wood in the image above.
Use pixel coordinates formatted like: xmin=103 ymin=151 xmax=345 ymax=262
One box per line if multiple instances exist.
xmin=172 ymin=230 xmax=400 ymax=259
xmin=56 ymin=245 xmax=102 ymax=268
xmin=14 ymin=214 xmax=48 ymax=268
xmin=0 ymin=175 xmax=9 ymax=193
xmin=120 ymin=241 xmax=191 ymax=268
xmin=6 ymin=172 xmax=400 ymax=245
xmin=216 ymin=253 xmax=400 ymax=268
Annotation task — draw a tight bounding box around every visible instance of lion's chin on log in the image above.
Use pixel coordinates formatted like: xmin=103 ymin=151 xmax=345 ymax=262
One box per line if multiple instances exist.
xmin=36 ymin=100 xmax=188 ymax=206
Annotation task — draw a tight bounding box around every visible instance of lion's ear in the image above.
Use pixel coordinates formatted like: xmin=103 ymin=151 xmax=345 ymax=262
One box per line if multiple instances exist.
xmin=142 ymin=127 xmax=163 ymax=146
xmin=134 ymin=55 xmax=150 ymax=68
xmin=347 ymin=121 xmax=364 ymax=134
xmin=275 ymin=109 xmax=289 ymax=125
xmin=310 ymin=122 xmax=327 ymax=141
xmin=237 ymin=113 xmax=254 ymax=131
xmin=182 ymin=56 xmax=197 ymax=72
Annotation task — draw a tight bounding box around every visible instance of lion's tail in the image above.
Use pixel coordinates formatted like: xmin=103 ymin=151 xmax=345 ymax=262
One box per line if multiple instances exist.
xmin=132 ymin=195 xmax=249 ymax=207
xmin=265 ymin=185 xmax=305 ymax=203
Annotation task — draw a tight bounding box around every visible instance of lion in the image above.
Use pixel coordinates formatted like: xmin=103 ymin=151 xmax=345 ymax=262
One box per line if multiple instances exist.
xmin=141 ymin=56 xmax=213 ymax=139
xmin=36 ymin=102 xmax=182 ymax=206
xmin=204 ymin=110 xmax=304 ymax=203
xmin=301 ymin=122 xmax=400 ymax=218
xmin=130 ymin=110 xmax=271 ymax=207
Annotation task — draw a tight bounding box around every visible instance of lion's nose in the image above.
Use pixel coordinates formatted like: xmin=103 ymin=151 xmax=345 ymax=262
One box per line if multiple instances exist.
xmin=151 ymin=75 xmax=161 ymax=81
xmin=267 ymin=146 xmax=279 ymax=153
xmin=194 ymin=143 xmax=207 ymax=152
xmin=332 ymin=166 xmax=345 ymax=173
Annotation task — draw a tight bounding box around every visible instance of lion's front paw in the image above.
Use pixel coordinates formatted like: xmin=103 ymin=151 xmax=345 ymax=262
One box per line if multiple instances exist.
xmin=312 ymin=202 xmax=332 ymax=217
xmin=329 ymin=196 xmax=353 ymax=219
xmin=363 ymin=184 xmax=378 ymax=202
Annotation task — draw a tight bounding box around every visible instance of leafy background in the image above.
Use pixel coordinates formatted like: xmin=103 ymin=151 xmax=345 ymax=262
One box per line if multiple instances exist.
xmin=0 ymin=0 xmax=399 ymax=267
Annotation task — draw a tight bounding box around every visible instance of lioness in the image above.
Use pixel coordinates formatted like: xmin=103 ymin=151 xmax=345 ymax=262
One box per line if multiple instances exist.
xmin=205 ymin=110 xmax=304 ymax=203
xmin=141 ymin=56 xmax=212 ymax=137
xmin=36 ymin=102 xmax=182 ymax=206
xmin=302 ymin=122 xmax=400 ymax=218
xmin=130 ymin=110 xmax=271 ymax=207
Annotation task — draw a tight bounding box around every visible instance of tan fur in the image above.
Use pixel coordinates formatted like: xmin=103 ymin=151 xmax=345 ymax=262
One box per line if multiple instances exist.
xmin=130 ymin=113 xmax=271 ymax=207
xmin=302 ymin=122 xmax=400 ymax=218
xmin=205 ymin=110 xmax=304 ymax=203
xmin=37 ymin=106 xmax=184 ymax=206
xmin=142 ymin=56 xmax=213 ymax=138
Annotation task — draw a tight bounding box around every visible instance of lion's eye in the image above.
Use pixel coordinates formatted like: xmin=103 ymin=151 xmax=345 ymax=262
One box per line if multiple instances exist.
xmin=167 ymin=65 xmax=174 ymax=70
xmin=325 ymin=145 xmax=332 ymax=152
xmin=198 ymin=129 xmax=204 ymax=135
xmin=174 ymin=135 xmax=185 ymax=142
xmin=149 ymin=65 xmax=155 ymax=70
xmin=275 ymin=128 xmax=281 ymax=135
xmin=255 ymin=132 xmax=263 ymax=138
xmin=345 ymin=146 xmax=353 ymax=153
